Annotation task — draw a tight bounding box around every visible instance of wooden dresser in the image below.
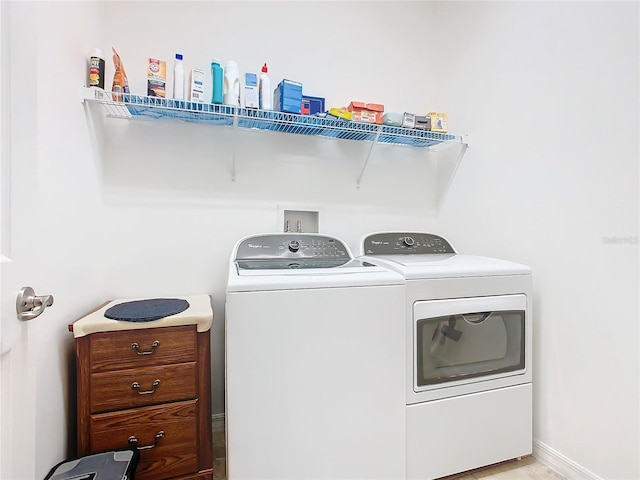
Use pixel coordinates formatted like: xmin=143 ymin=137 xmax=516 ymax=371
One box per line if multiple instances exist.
xmin=69 ymin=296 xmax=213 ymax=480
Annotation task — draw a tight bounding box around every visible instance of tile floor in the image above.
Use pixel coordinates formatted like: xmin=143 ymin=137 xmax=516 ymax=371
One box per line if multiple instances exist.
xmin=212 ymin=425 xmax=226 ymax=480
xmin=441 ymin=455 xmax=565 ymax=480
xmin=212 ymin=425 xmax=565 ymax=480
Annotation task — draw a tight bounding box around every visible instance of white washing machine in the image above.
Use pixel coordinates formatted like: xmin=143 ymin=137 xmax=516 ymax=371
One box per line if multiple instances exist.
xmin=225 ymin=233 xmax=406 ymax=480
xmin=358 ymin=232 xmax=533 ymax=480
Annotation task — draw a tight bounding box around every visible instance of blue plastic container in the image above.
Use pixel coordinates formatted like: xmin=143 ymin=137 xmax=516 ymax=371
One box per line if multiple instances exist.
xmin=211 ymin=60 xmax=223 ymax=104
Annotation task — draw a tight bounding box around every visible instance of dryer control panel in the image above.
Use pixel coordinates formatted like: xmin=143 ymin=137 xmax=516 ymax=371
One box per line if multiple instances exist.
xmin=362 ymin=232 xmax=456 ymax=255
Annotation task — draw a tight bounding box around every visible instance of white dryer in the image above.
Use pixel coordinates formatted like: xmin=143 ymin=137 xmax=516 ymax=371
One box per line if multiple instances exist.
xmin=359 ymin=232 xmax=533 ymax=480
xmin=225 ymin=233 xmax=406 ymax=480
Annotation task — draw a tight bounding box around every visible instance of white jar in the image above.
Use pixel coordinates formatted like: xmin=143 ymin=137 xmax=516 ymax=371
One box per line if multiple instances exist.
xmin=223 ymin=61 xmax=240 ymax=107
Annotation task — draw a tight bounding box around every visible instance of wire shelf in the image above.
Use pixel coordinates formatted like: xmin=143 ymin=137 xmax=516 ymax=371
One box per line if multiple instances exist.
xmin=84 ymin=89 xmax=461 ymax=148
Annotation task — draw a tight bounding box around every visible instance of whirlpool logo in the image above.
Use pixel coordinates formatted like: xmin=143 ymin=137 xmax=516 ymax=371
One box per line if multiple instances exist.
xmin=247 ymin=243 xmax=268 ymax=249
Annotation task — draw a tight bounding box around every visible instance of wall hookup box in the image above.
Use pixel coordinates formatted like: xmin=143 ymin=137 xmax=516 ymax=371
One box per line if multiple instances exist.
xmin=274 ymin=79 xmax=303 ymax=114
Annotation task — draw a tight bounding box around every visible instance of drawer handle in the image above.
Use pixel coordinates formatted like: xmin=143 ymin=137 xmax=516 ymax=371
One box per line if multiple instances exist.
xmin=131 ymin=379 xmax=161 ymax=395
xmin=128 ymin=430 xmax=164 ymax=450
xmin=130 ymin=340 xmax=160 ymax=355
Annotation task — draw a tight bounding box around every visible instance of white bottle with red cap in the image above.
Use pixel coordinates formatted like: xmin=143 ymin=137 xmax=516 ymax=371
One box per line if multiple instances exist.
xmin=259 ymin=63 xmax=272 ymax=110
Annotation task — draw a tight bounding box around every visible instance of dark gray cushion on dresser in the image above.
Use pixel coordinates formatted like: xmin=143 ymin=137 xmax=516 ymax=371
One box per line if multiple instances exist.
xmin=104 ymin=298 xmax=190 ymax=322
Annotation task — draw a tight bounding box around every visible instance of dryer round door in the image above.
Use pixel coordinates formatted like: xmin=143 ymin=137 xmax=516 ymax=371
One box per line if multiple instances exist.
xmin=413 ymin=294 xmax=528 ymax=393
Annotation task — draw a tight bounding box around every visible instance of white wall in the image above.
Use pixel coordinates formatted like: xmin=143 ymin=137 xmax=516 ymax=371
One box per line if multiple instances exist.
xmin=12 ymin=1 xmax=638 ymax=479
xmin=432 ymin=2 xmax=639 ymax=479
xmin=93 ymin=0 xmax=446 ymax=422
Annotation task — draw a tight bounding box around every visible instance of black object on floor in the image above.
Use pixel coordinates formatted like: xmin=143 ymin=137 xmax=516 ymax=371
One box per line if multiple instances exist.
xmin=44 ymin=449 xmax=139 ymax=480
xmin=104 ymin=298 xmax=190 ymax=322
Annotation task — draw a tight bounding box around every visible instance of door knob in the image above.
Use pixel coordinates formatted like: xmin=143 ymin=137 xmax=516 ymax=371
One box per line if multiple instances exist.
xmin=16 ymin=286 xmax=54 ymax=321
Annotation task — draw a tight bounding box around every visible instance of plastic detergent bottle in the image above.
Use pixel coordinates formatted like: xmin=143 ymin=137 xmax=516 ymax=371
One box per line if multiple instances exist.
xmin=173 ymin=53 xmax=185 ymax=100
xmin=211 ymin=59 xmax=223 ymax=104
xmin=223 ymin=60 xmax=240 ymax=107
xmin=88 ymin=48 xmax=105 ymax=89
xmin=259 ymin=63 xmax=272 ymax=110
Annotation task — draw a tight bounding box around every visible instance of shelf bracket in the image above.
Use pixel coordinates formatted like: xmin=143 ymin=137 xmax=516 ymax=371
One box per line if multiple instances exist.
xmin=435 ymin=136 xmax=471 ymax=210
xmin=81 ymin=89 xmax=107 ymax=194
xmin=230 ymin=109 xmax=239 ymax=182
xmin=355 ymin=126 xmax=382 ymax=189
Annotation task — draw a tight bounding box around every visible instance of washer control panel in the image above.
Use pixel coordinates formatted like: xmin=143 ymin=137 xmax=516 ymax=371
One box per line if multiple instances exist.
xmin=235 ymin=234 xmax=352 ymax=261
xmin=362 ymin=232 xmax=456 ymax=255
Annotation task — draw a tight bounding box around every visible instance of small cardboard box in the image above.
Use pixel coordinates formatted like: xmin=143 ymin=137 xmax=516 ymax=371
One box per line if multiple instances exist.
xmin=189 ymin=68 xmax=205 ymax=103
xmin=274 ymin=79 xmax=303 ymax=114
xmin=428 ymin=112 xmax=448 ymax=133
xmin=302 ymin=95 xmax=325 ymax=115
xmin=402 ymin=112 xmax=416 ymax=128
xmin=147 ymin=58 xmax=166 ymax=98
xmin=347 ymin=101 xmax=384 ymax=124
xmin=244 ymin=73 xmax=259 ymax=108
xmin=414 ymin=115 xmax=431 ymax=131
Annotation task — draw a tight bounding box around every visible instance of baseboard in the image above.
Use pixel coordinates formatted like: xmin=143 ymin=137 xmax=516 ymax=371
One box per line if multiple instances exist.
xmin=533 ymin=438 xmax=602 ymax=480
xmin=212 ymin=413 xmax=225 ymax=433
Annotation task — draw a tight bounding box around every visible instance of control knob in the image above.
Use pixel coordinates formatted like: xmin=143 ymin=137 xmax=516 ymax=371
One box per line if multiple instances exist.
xmin=403 ymin=236 xmax=415 ymax=247
xmin=288 ymin=240 xmax=300 ymax=252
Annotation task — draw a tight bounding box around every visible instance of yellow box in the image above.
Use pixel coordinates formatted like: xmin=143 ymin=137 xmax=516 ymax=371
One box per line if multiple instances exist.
xmin=428 ymin=112 xmax=448 ymax=133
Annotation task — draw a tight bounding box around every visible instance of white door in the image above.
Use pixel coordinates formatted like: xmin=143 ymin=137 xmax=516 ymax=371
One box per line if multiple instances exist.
xmin=0 ymin=2 xmax=45 ymax=478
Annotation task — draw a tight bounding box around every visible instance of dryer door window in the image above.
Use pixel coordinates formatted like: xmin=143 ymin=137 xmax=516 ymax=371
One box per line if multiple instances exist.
xmin=413 ymin=294 xmax=526 ymax=389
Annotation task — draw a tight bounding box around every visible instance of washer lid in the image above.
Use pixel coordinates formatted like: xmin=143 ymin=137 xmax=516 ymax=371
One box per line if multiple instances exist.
xmin=227 ymin=260 xmax=404 ymax=291
xmin=359 ymin=232 xmax=530 ymax=279
xmin=227 ymin=233 xmax=405 ymax=291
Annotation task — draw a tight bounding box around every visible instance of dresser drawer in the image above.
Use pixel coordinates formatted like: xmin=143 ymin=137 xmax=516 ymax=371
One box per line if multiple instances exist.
xmin=90 ymin=362 xmax=197 ymax=413
xmin=89 ymin=325 xmax=197 ymax=373
xmin=90 ymin=400 xmax=199 ymax=480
